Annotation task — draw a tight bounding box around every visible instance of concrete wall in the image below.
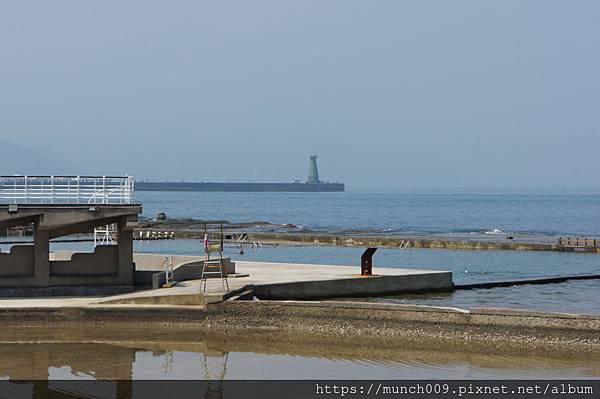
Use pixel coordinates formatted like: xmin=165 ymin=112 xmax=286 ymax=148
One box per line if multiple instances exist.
xmin=133 ymin=253 xmax=235 ymax=274
xmin=0 ymin=245 xmax=34 ymax=277
xmin=49 ymin=252 xmax=235 ymax=287
xmin=132 ymin=253 xmax=235 ymax=288
xmin=50 ymin=246 xmax=118 ymax=276
xmin=253 ymin=272 xmax=453 ymax=300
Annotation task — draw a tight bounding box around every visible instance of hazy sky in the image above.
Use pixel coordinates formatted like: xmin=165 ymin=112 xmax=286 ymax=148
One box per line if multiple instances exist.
xmin=1 ymin=1 xmax=598 ymax=190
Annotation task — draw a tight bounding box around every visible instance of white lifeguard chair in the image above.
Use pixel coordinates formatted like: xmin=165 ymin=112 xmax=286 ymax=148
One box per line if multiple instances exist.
xmin=200 ymin=243 xmax=229 ymax=292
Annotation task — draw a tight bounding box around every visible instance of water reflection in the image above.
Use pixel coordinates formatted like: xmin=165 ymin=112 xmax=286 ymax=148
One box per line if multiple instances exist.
xmin=0 ymin=335 xmax=599 ymax=398
xmin=0 ymin=343 xmax=233 ymax=398
xmin=0 ymin=336 xmax=598 ymax=381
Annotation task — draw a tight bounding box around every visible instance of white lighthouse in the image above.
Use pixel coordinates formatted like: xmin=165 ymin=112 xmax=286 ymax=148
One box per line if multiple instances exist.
xmin=307 ymin=155 xmax=321 ymax=184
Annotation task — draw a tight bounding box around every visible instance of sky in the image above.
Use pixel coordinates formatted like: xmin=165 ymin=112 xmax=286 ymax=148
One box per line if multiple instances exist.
xmin=0 ymin=1 xmax=598 ymax=191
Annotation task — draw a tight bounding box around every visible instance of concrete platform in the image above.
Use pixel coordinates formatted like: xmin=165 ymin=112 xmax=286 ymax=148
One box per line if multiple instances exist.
xmin=94 ymin=261 xmax=452 ymax=305
xmin=0 ymin=260 xmax=451 ymax=307
xmin=235 ymin=261 xmax=451 ymax=300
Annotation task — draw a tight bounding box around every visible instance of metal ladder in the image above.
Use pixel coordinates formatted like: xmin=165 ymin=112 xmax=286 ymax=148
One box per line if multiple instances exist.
xmin=162 ymin=256 xmax=175 ymax=288
xmin=200 ymin=244 xmax=229 ymax=292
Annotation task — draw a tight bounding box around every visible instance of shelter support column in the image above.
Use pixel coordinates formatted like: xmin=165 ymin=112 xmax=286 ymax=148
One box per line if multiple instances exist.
xmin=117 ymin=217 xmax=134 ymax=285
xmin=33 ymin=225 xmax=50 ymax=285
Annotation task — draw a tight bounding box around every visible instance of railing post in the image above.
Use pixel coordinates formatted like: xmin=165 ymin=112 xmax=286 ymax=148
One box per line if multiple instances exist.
xmin=50 ymin=176 xmax=54 ymax=204
xmin=128 ymin=176 xmax=134 ymax=204
xmin=102 ymin=175 xmax=106 ymax=204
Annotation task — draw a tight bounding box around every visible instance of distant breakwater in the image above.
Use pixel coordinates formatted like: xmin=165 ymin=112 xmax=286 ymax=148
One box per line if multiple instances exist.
xmin=134 ymin=228 xmax=600 ymax=253
xmin=245 ymin=232 xmax=600 ymax=253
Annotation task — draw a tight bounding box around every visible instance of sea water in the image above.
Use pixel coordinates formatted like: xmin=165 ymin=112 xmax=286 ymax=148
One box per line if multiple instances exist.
xmin=137 ymin=188 xmax=600 ymax=236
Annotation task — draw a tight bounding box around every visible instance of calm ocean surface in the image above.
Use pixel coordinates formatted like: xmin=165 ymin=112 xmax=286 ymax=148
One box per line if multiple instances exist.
xmin=136 ymin=189 xmax=600 ymax=236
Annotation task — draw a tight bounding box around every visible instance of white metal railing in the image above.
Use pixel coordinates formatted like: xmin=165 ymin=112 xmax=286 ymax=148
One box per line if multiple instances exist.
xmin=94 ymin=223 xmax=118 ymax=246
xmin=0 ymin=175 xmax=135 ymax=204
xmin=163 ymin=256 xmax=175 ymax=288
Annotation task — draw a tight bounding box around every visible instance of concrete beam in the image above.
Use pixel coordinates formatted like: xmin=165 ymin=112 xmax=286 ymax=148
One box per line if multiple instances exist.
xmin=48 ymin=217 xmax=120 ymax=239
xmin=0 ymin=214 xmax=42 ymax=230
xmin=0 ymin=205 xmax=141 ymax=237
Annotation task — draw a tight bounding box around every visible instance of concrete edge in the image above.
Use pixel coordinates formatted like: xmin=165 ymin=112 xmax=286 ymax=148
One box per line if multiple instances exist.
xmin=203 ymin=285 xmax=254 ymax=304
xmin=0 ymin=300 xmax=598 ymax=347
xmin=97 ymin=293 xmax=203 ymax=306
xmin=242 ymin=299 xmax=600 ymax=320
xmin=0 ymin=300 xmax=597 ymax=322
xmin=234 ymin=260 xmax=450 ymax=275
xmin=254 ymin=299 xmax=470 ymax=314
xmin=0 ymin=293 xmax=598 ymax=325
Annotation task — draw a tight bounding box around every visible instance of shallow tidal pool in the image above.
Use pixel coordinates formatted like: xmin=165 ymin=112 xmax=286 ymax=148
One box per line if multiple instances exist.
xmin=0 ymin=340 xmax=598 ymax=381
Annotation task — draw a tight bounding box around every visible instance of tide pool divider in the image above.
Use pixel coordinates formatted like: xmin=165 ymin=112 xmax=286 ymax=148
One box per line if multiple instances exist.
xmin=455 ymin=273 xmax=600 ymax=290
xmin=228 ymin=231 xmax=600 ymax=253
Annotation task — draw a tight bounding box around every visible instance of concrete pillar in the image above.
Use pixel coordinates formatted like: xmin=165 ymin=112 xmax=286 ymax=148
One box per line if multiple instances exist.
xmin=117 ymin=218 xmax=134 ymax=285
xmin=33 ymin=226 xmax=50 ymax=285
